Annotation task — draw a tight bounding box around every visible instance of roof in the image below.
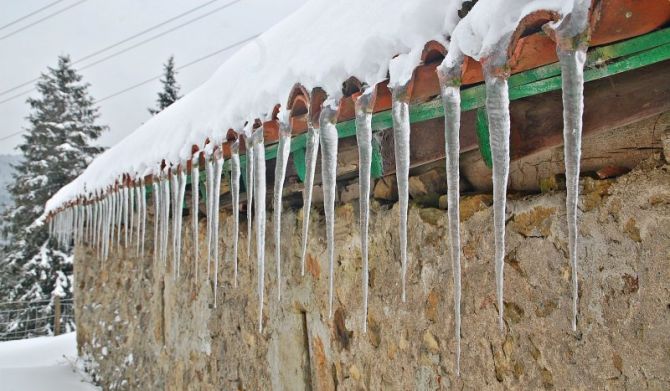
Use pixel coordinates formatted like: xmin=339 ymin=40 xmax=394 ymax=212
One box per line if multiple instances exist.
xmin=45 ymin=0 xmax=670 ymax=214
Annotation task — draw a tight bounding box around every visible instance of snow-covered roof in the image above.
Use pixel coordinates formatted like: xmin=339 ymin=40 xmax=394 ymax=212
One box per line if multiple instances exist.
xmin=46 ymin=0 xmax=582 ymax=214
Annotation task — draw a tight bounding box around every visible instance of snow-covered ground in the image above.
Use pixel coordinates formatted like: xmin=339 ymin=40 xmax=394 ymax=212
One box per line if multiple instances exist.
xmin=0 ymin=333 xmax=99 ymax=391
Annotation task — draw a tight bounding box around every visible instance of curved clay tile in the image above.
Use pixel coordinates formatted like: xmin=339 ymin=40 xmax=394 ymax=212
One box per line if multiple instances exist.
xmin=411 ymin=40 xmax=449 ymax=103
xmin=591 ymin=0 xmax=670 ymax=46
xmin=286 ymin=83 xmax=310 ymax=134
xmin=309 ymin=87 xmax=328 ymax=128
xmin=338 ymin=76 xmax=364 ymax=122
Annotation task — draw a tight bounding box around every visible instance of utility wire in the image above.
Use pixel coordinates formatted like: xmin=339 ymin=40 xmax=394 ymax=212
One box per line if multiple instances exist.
xmin=97 ymin=33 xmax=257 ymax=103
xmin=0 ymin=0 xmax=89 ymax=41
xmin=0 ymin=0 xmax=226 ymax=97
xmin=0 ymin=0 xmax=66 ymax=31
xmin=0 ymin=0 xmax=242 ymax=100
xmin=0 ymin=33 xmax=258 ymax=140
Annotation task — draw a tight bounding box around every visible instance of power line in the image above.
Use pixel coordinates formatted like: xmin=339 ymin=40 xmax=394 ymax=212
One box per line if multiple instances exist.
xmin=0 ymin=0 xmax=66 ymax=31
xmin=0 ymin=0 xmax=243 ymax=101
xmin=0 ymin=131 xmax=23 ymax=142
xmin=0 ymin=33 xmax=258 ymax=140
xmin=0 ymin=0 xmax=226 ymax=97
xmin=0 ymin=0 xmax=90 ymax=41
xmin=97 ymin=33 xmax=257 ymax=103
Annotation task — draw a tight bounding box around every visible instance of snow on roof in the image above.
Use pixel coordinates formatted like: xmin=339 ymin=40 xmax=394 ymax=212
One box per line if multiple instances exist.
xmin=46 ymin=0 xmax=578 ymax=214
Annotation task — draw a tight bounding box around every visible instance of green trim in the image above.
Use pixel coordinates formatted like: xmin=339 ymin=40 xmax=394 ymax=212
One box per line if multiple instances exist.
xmin=371 ymin=137 xmax=383 ymax=179
xmin=475 ymin=107 xmax=493 ymax=168
xmin=292 ymin=146 xmax=307 ymax=182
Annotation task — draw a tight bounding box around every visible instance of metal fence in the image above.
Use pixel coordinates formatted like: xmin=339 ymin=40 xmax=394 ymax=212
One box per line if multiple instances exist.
xmin=0 ymin=297 xmax=75 ymax=341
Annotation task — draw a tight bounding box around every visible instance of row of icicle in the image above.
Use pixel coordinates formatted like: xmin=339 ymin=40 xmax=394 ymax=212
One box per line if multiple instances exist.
xmin=48 ymin=3 xmax=590 ymax=375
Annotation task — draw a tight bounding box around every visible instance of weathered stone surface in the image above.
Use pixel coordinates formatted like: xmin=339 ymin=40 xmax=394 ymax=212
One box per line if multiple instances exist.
xmin=75 ymin=158 xmax=670 ymax=390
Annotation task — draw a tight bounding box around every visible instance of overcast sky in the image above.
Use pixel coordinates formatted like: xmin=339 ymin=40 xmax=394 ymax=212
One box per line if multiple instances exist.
xmin=0 ymin=0 xmax=307 ymax=155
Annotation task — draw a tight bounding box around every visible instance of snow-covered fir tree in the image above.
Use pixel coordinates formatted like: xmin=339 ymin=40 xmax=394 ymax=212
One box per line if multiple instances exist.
xmin=0 ymin=55 xmax=107 ymax=339
xmin=148 ymin=55 xmax=182 ymax=115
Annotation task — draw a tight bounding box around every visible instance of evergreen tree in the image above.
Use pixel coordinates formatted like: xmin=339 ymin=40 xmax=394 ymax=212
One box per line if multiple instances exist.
xmin=148 ymin=55 xmax=181 ymax=115
xmin=0 ymin=55 xmax=107 ymax=339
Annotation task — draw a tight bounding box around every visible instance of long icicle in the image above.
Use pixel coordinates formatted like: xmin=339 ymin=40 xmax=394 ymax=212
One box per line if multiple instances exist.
xmin=140 ymin=178 xmax=147 ymax=259
xmin=135 ymin=184 xmax=142 ymax=256
xmin=548 ymin=0 xmax=590 ymax=331
xmin=391 ymin=84 xmax=411 ymax=302
xmin=191 ymin=156 xmax=200 ymax=281
xmin=212 ymin=150 xmax=224 ymax=307
xmin=129 ymin=182 xmax=135 ymax=248
xmin=245 ymin=133 xmax=255 ymax=264
xmin=153 ymin=179 xmax=160 ymax=264
xmin=299 ymin=122 xmax=320 ymax=276
xmin=123 ymin=184 xmax=129 ymax=248
xmin=273 ymin=118 xmax=291 ymax=301
xmin=176 ymin=168 xmax=187 ymax=278
xmin=205 ymin=157 xmax=215 ymax=279
xmin=483 ymin=53 xmax=511 ymax=332
xmin=230 ymin=140 xmax=241 ymax=287
xmin=162 ymin=170 xmax=171 ymax=265
xmin=252 ymin=128 xmax=266 ymax=332
xmin=171 ymin=170 xmax=180 ymax=278
xmin=319 ymin=102 xmax=339 ymax=318
xmin=354 ymin=88 xmax=375 ymax=332
xmin=438 ymin=58 xmax=464 ymax=375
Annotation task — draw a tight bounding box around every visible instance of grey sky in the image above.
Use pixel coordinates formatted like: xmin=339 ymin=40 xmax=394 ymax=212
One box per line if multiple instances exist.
xmin=0 ymin=0 xmax=307 ymax=155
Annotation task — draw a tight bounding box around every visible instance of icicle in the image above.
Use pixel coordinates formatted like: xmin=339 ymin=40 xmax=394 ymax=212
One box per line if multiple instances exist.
xmin=230 ymin=140 xmax=241 ymax=287
xmin=177 ymin=169 xmax=187 ymax=278
xmin=245 ymin=134 xmax=255 ymax=263
xmin=354 ymin=88 xmax=375 ymax=331
xmin=123 ymin=185 xmax=129 ymax=248
xmin=483 ymin=53 xmax=511 ymax=332
xmin=438 ymin=57 xmax=464 ymax=375
xmin=116 ymin=188 xmax=122 ymax=251
xmin=273 ymin=119 xmax=291 ymax=301
xmin=129 ymin=182 xmax=135 ymax=247
xmin=191 ymin=156 xmax=200 ymax=280
xmin=161 ymin=172 xmax=171 ymax=265
xmin=212 ymin=151 xmax=224 ymax=307
xmin=391 ymin=84 xmax=411 ymax=302
xmin=547 ymin=1 xmax=590 ymax=331
xmin=299 ymin=122 xmax=320 ymax=276
xmin=319 ymin=102 xmax=339 ymax=318
xmin=205 ymin=157 xmax=215 ymax=279
xmin=171 ymin=171 xmax=180 ymax=278
xmin=140 ymin=178 xmax=147 ymax=259
xmin=135 ymin=185 xmax=142 ymax=255
xmin=153 ymin=180 xmax=160 ymax=263
xmin=253 ymin=128 xmax=266 ymax=332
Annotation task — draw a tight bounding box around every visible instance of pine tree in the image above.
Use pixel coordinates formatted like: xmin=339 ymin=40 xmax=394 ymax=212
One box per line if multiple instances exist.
xmin=0 ymin=55 xmax=107 ymax=339
xmin=148 ymin=55 xmax=182 ymax=115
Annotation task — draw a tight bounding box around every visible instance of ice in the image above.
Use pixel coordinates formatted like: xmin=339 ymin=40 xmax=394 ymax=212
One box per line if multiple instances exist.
xmin=391 ymin=84 xmax=411 ymax=302
xmin=299 ymin=123 xmax=320 ymax=276
xmin=548 ymin=0 xmax=590 ymax=331
xmin=123 ymin=186 xmax=129 ymax=249
xmin=171 ymin=171 xmax=180 ymax=278
xmin=252 ymin=128 xmax=266 ymax=332
xmin=483 ymin=61 xmax=511 ymax=332
xmin=212 ymin=152 xmax=224 ymax=307
xmin=161 ymin=172 xmax=171 ymax=265
xmin=135 ymin=185 xmax=142 ymax=255
xmin=273 ymin=120 xmax=291 ymax=301
xmin=438 ymin=58 xmax=464 ymax=374
xmin=191 ymin=157 xmax=200 ymax=280
xmin=230 ymin=140 xmax=241 ymax=287
xmin=140 ymin=178 xmax=147 ymax=259
xmin=245 ymin=134 xmax=255 ymax=264
xmin=354 ymin=88 xmax=375 ymax=331
xmin=205 ymin=158 xmax=215 ymax=278
xmin=152 ymin=180 xmax=160 ymax=263
xmin=129 ymin=182 xmax=135 ymax=247
xmin=116 ymin=188 xmax=122 ymax=251
xmin=176 ymin=169 xmax=187 ymax=278
xmin=319 ymin=102 xmax=339 ymax=318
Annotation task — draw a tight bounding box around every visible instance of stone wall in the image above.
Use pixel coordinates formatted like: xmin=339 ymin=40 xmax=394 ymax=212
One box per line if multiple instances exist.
xmin=74 ymin=157 xmax=670 ymax=390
